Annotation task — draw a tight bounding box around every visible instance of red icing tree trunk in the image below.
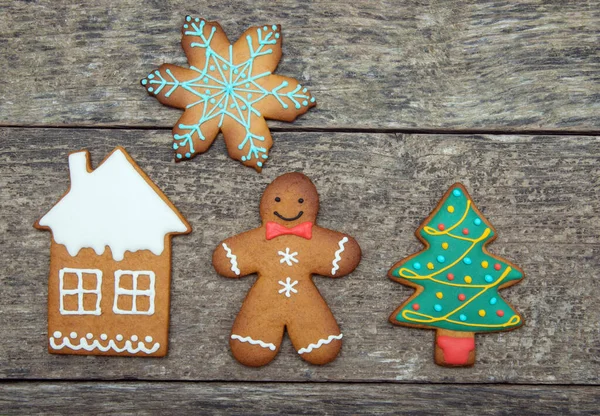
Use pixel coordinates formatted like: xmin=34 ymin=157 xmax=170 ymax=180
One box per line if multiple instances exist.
xmin=435 ymin=330 xmax=475 ymax=367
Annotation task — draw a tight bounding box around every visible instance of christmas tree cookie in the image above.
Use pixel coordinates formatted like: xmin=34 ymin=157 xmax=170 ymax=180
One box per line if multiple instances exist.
xmin=388 ymin=183 xmax=524 ymax=367
xmin=141 ymin=16 xmax=316 ymax=171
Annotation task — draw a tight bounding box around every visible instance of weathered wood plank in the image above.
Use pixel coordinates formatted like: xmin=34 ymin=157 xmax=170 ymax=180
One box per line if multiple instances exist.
xmin=1 ymin=1 xmax=599 ymax=130
xmin=0 ymin=129 xmax=599 ymax=382
xmin=1 ymin=382 xmax=599 ymax=415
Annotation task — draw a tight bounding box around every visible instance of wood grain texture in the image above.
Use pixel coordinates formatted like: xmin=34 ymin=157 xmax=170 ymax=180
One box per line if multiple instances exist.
xmin=1 ymin=128 xmax=598 ymax=383
xmin=1 ymin=1 xmax=599 ymax=130
xmin=2 ymin=382 xmax=600 ymax=415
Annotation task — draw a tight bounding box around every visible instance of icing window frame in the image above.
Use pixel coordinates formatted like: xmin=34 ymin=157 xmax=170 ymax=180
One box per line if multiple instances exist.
xmin=58 ymin=268 xmax=103 ymax=315
xmin=113 ymin=270 xmax=156 ymax=315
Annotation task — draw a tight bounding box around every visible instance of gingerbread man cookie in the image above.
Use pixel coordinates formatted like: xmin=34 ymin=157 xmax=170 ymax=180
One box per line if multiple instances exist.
xmin=141 ymin=16 xmax=316 ymax=171
xmin=213 ymin=173 xmax=361 ymax=366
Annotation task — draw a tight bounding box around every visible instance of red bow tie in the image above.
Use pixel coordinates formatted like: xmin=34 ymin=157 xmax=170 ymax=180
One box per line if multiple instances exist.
xmin=266 ymin=221 xmax=313 ymax=240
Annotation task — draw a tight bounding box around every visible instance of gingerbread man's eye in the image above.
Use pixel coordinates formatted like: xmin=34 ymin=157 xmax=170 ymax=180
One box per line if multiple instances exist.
xmin=298 ymin=198 xmax=304 ymax=203
xmin=275 ymin=197 xmax=281 ymax=202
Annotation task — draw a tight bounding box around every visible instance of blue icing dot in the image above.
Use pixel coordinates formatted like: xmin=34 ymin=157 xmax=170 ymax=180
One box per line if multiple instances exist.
xmin=194 ymin=18 xmax=200 ymax=22
xmin=141 ymin=79 xmax=147 ymax=85
xmin=147 ymin=87 xmax=154 ymax=93
xmin=183 ymin=24 xmax=188 ymax=29
xmin=210 ymin=65 xmax=215 ymax=71
xmin=176 ymin=154 xmax=182 ymax=159
xmin=459 ymin=314 xmax=467 ymax=321
xmin=295 ymin=103 xmax=301 ymax=109
xmin=233 ymin=68 xmax=239 ymax=74
xmin=310 ymin=97 xmax=316 ymax=102
xmin=186 ymin=16 xmax=191 ymax=22
xmin=204 ymin=78 xmax=209 ymax=83
xmin=222 ymin=64 xmax=228 ymax=70
xmin=240 ymin=73 xmax=246 ymax=78
xmin=245 ymin=83 xmax=250 ymax=88
xmin=261 ymin=154 xmax=268 ymax=159
xmin=434 ymin=304 xmax=442 ymax=312
xmin=148 ymin=74 xmax=154 ymax=79
xmin=490 ymin=297 xmax=497 ymax=305
xmin=463 ymin=257 xmax=472 ymax=265
xmin=210 ymin=98 xmax=216 ymax=104
xmin=413 ymin=262 xmax=421 ymax=270
xmin=257 ymin=162 xmax=263 ymax=167
xmin=247 ymin=93 xmax=252 ymax=99
xmin=272 ymin=24 xmax=277 ymax=30
xmin=172 ymin=143 xmax=179 ymax=150
xmin=230 ymin=103 xmax=235 ymax=108
xmin=154 ymin=70 xmax=160 ymax=75
xmin=303 ymin=87 xmax=307 ymax=93
xmin=205 ymin=89 xmax=211 ymax=94
xmin=303 ymin=100 xmax=308 ymax=106
xmin=474 ymin=218 xmax=482 ymax=226
xmin=485 ymin=274 xmax=494 ymax=283
xmin=241 ymin=105 xmax=247 ymax=110
xmin=437 ymin=255 xmax=445 ymax=263
xmin=263 ymin=26 xmax=268 ymax=31
xmin=275 ymin=33 xmax=280 ymax=39
xmin=218 ymin=103 xmax=224 ymax=108
xmin=241 ymin=156 xmax=247 ymax=161
xmin=185 ymin=152 xmax=191 ymax=158
xmin=453 ymin=189 xmax=462 ymax=197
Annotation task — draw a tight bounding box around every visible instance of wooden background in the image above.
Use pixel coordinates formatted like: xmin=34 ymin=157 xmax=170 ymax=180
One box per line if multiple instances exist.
xmin=1 ymin=1 xmax=599 ymax=414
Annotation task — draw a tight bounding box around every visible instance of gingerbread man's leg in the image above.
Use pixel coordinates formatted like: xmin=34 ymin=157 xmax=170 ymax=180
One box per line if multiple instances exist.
xmin=286 ymin=284 xmax=343 ymax=365
xmin=229 ymin=288 xmax=285 ymax=367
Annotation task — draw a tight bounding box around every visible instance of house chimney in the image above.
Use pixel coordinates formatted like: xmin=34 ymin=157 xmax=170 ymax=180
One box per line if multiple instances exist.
xmin=68 ymin=151 xmax=89 ymax=188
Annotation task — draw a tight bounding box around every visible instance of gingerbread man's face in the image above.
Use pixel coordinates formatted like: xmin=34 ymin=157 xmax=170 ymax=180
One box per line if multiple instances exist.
xmin=259 ymin=173 xmax=319 ymax=226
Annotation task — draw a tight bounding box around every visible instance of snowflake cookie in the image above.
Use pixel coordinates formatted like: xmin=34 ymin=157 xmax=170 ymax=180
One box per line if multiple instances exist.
xmin=141 ymin=16 xmax=317 ymax=171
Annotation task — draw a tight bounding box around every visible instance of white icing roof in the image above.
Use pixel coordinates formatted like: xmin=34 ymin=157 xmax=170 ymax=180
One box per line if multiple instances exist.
xmin=38 ymin=148 xmax=190 ymax=261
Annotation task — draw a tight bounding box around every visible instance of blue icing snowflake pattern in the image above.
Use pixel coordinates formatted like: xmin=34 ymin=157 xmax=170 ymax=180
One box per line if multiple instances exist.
xmin=141 ymin=17 xmax=316 ymax=170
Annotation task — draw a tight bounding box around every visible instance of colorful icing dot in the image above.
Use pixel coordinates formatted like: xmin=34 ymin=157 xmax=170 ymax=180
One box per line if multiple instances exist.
xmin=412 ymin=303 xmax=420 ymax=311
xmin=275 ymin=33 xmax=280 ymax=39
xmin=478 ymin=310 xmax=486 ymax=317
xmin=147 ymin=87 xmax=154 ymax=93
xmin=437 ymin=223 xmax=445 ymax=231
xmin=453 ymin=189 xmax=462 ymax=197
xmin=427 ymin=262 xmax=434 ymax=270
xmin=257 ymin=162 xmax=263 ymax=167
xmin=209 ymin=65 xmax=215 ymax=71
xmin=310 ymin=97 xmax=316 ymax=103
xmin=413 ymin=262 xmax=422 ymax=270
xmin=447 ymin=273 xmax=455 ymax=281
xmin=459 ymin=314 xmax=467 ymax=321
xmin=442 ymin=242 xmax=448 ymax=250
xmin=172 ymin=143 xmax=179 ymax=150
xmin=141 ymin=79 xmax=147 ymax=85
xmin=463 ymin=257 xmax=472 ymax=265
xmin=247 ymin=93 xmax=252 ymax=99
xmin=434 ymin=304 xmax=442 ymax=312
xmin=464 ymin=276 xmax=472 ymax=284
xmin=496 ymin=310 xmax=505 ymax=317
xmin=462 ymin=228 xmax=469 ymax=235
xmin=494 ymin=263 xmax=502 ymax=271
xmin=485 ymin=274 xmax=494 ymax=283
xmin=447 ymin=205 xmax=455 ymax=213
xmin=490 ymin=297 xmax=497 ymax=305
xmin=481 ymin=260 xmax=489 ymax=268
xmin=436 ymin=292 xmax=443 ymax=299
xmin=176 ymin=154 xmax=183 ymax=160
xmin=263 ymin=26 xmax=268 ymax=31
xmin=474 ymin=218 xmax=482 ymax=226
xmin=436 ymin=255 xmax=445 ymax=263
xmin=185 ymin=152 xmax=191 ymax=158
xmin=458 ymin=294 xmax=466 ymax=301
xmin=148 ymin=74 xmax=154 ymax=79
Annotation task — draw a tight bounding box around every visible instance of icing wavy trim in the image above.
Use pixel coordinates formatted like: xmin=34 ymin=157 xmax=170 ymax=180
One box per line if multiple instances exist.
xmin=331 ymin=237 xmax=349 ymax=275
xmin=49 ymin=332 xmax=160 ymax=354
xmin=297 ymin=334 xmax=343 ymax=354
xmin=231 ymin=334 xmax=276 ymax=351
xmin=222 ymin=243 xmax=240 ymax=275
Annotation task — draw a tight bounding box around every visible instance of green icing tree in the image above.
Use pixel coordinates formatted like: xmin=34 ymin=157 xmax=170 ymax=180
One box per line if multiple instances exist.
xmin=388 ymin=183 xmax=524 ymax=366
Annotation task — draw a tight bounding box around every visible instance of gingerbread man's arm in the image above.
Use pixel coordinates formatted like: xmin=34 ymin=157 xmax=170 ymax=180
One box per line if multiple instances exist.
xmin=310 ymin=226 xmax=361 ymax=278
xmin=213 ymin=228 xmax=262 ymax=278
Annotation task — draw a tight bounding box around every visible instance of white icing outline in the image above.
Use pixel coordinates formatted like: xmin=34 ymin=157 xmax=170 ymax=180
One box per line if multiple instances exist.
xmin=59 ymin=268 xmax=102 ymax=315
xmin=331 ymin=237 xmax=349 ymax=275
xmin=49 ymin=332 xmax=160 ymax=354
xmin=231 ymin=334 xmax=276 ymax=351
xmin=297 ymin=334 xmax=343 ymax=354
xmin=222 ymin=243 xmax=240 ymax=276
xmin=113 ymin=270 xmax=155 ymax=315
xmin=278 ymin=247 xmax=299 ymax=266
xmin=278 ymin=277 xmax=299 ymax=298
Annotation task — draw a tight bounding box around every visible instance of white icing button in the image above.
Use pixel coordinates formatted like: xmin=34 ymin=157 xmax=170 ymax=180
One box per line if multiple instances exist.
xmin=145 ymin=336 xmax=153 ymax=343
xmin=86 ymin=333 xmax=93 ymax=340
xmin=100 ymin=333 xmax=108 ymax=341
xmin=116 ymin=334 xmax=124 ymax=341
xmin=70 ymin=332 xmax=77 ymax=339
xmin=131 ymin=335 xmax=139 ymax=342
xmin=53 ymin=331 xmax=62 ymax=338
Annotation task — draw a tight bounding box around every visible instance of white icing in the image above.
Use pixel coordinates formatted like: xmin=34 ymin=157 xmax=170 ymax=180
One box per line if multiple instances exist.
xmin=278 ymin=247 xmax=299 ymax=266
xmin=231 ymin=334 xmax=276 ymax=351
xmin=59 ymin=268 xmax=102 ymax=315
xmin=331 ymin=237 xmax=349 ymax=275
xmin=278 ymin=277 xmax=299 ymax=298
xmin=86 ymin=333 xmax=93 ymax=340
xmin=38 ymin=149 xmax=189 ymax=261
xmin=49 ymin=332 xmax=160 ymax=354
xmin=297 ymin=334 xmax=343 ymax=354
xmin=222 ymin=243 xmax=240 ymax=275
xmin=113 ymin=270 xmax=155 ymax=315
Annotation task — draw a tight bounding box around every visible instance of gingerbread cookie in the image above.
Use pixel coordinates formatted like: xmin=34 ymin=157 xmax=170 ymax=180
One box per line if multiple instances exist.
xmin=141 ymin=16 xmax=316 ymax=171
xmin=388 ymin=183 xmax=524 ymax=366
xmin=213 ymin=173 xmax=361 ymax=366
xmin=34 ymin=147 xmax=191 ymax=356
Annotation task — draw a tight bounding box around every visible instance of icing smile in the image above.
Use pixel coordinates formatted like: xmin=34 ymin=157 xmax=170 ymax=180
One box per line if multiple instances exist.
xmin=274 ymin=211 xmax=304 ymax=222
